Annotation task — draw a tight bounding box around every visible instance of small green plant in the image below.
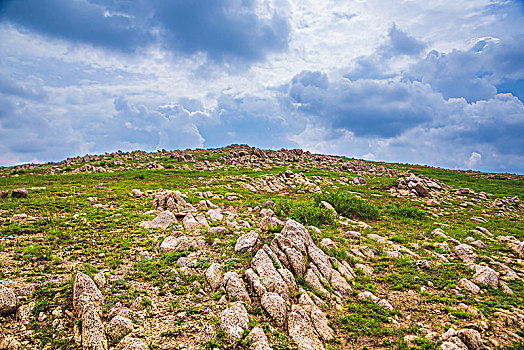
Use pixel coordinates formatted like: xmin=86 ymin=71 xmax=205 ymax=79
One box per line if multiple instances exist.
xmin=274 ymin=199 xmax=336 ymax=227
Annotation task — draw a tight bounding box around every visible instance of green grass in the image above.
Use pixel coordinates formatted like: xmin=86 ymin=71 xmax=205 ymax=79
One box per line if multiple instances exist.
xmin=316 ymin=190 xmax=380 ymax=220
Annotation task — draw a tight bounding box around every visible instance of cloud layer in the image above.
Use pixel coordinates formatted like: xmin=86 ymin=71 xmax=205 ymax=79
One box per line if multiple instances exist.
xmin=0 ymin=0 xmax=523 ymax=173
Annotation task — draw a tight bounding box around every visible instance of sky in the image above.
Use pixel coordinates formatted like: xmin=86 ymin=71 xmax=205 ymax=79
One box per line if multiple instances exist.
xmin=0 ymin=0 xmax=523 ymax=173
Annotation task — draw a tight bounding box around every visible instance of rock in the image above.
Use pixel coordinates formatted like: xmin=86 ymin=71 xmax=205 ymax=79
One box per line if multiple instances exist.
xmin=304 ymin=268 xmax=329 ymax=297
xmin=358 ymin=291 xmax=380 ymax=303
xmin=458 ymin=278 xmax=480 ymax=294
xmin=454 ymin=244 xmax=478 ymax=263
xmin=0 ymin=286 xmax=17 ymax=315
xmin=261 ymin=292 xmax=287 ymax=326
xmin=260 ymin=216 xmax=280 ymax=232
xmin=247 ymin=327 xmax=273 ymax=350
xmin=207 ymin=209 xmax=224 ymax=222
xmin=245 ymin=268 xmax=267 ymax=297
xmin=475 ymin=227 xmax=493 ymax=237
xmin=441 ymin=341 xmax=463 ymax=350
xmin=409 ymin=182 xmax=429 ymax=197
xmin=209 ymin=226 xmax=229 ymax=235
xmin=116 ymin=335 xmax=149 ymax=350
xmin=500 ymin=281 xmax=514 ymax=294
xmin=82 ymin=302 xmax=108 ymax=350
xmin=219 ymin=302 xmax=250 ymax=342
xmin=235 ymin=231 xmax=259 ymax=252
xmin=360 ymin=246 xmax=375 ymax=258
xmin=131 ymin=189 xmax=144 ymax=197
xmin=183 ymin=212 xmax=209 ymax=230
xmin=11 ymin=189 xmax=28 ymax=198
xmin=205 ymin=263 xmax=223 ymax=291
xmin=223 ymin=272 xmax=251 ymax=304
xmin=93 ymin=272 xmax=106 ymax=289
xmin=457 ymin=329 xmax=483 ymax=350
xmin=138 ymin=211 xmax=176 ymax=230
xmin=0 ymin=336 xmax=21 ymax=350
xmin=73 ymin=272 xmax=104 ymax=316
xmin=288 ymin=295 xmax=333 ymax=350
xmin=473 ymin=266 xmax=499 ymax=289
xmin=107 ymin=315 xmax=134 ymax=339
xmin=320 ymin=238 xmax=336 ymax=251
xmin=471 ymin=240 xmax=486 ymax=248
xmin=252 ymin=248 xmax=290 ymax=302
xmin=160 ymin=234 xmax=204 ymax=252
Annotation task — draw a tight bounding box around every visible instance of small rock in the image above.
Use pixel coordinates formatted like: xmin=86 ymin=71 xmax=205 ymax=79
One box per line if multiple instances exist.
xmin=320 ymin=238 xmax=337 ymax=251
xmin=234 ymin=231 xmax=259 ymax=252
xmin=457 ymin=329 xmax=483 ymax=350
xmin=473 ymin=266 xmax=499 ymax=289
xmin=0 ymin=286 xmax=17 ymax=315
xmin=219 ymin=302 xmax=250 ymax=342
xmin=261 ymin=292 xmax=287 ymax=327
xmin=117 ymin=335 xmax=149 ymax=350
xmin=138 ymin=211 xmax=176 ymax=230
xmin=247 ymin=327 xmax=273 ymax=350
xmin=454 ymin=244 xmax=477 ymax=263
xmin=11 ymin=189 xmax=28 ymax=198
xmin=93 ymin=272 xmax=106 ymax=289
xmin=458 ymin=278 xmax=480 ymax=294
xmin=205 ymin=263 xmax=223 ymax=291
xmin=107 ymin=315 xmax=134 ymax=339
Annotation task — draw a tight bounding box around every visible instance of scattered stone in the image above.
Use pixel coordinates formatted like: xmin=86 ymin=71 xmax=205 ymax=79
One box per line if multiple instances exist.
xmin=73 ymin=272 xmax=104 ymax=316
xmin=82 ymin=301 xmax=108 ymax=350
xmin=223 ymin=272 xmax=251 ymax=304
xmin=457 ymin=329 xmax=483 ymax=350
xmin=205 ymin=263 xmax=223 ymax=291
xmin=473 ymin=266 xmax=499 ymax=289
xmin=107 ymin=315 xmax=134 ymax=339
xmin=454 ymin=244 xmax=478 ymax=263
xmin=0 ymin=286 xmax=17 ymax=315
xmin=235 ymin=231 xmax=259 ymax=252
xmin=219 ymin=302 xmax=250 ymax=342
xmin=91 ymin=273 xmax=105 ymax=289
xmin=11 ymin=189 xmax=28 ymax=198
xmin=320 ymin=238 xmax=337 ymax=251
xmin=117 ymin=335 xmax=149 ymax=350
xmin=458 ymin=278 xmax=480 ymax=294
xmin=261 ymin=292 xmax=287 ymax=326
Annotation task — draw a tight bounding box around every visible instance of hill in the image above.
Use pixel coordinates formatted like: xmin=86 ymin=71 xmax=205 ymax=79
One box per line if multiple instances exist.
xmin=0 ymin=145 xmax=523 ymax=350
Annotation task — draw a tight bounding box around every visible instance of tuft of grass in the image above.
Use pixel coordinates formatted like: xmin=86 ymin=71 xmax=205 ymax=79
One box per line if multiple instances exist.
xmin=274 ymin=199 xmax=336 ymax=227
xmin=316 ymin=190 xmax=380 ymax=220
xmin=384 ymin=203 xmax=426 ymax=220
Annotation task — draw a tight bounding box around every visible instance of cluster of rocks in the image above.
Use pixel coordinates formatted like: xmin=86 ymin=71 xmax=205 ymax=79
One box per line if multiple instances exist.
xmin=73 ymin=272 xmax=148 ymax=350
xmin=394 ymin=175 xmax=444 ymax=198
xmin=206 ymin=219 xmax=356 ymax=350
xmin=240 ymin=170 xmax=321 ymax=193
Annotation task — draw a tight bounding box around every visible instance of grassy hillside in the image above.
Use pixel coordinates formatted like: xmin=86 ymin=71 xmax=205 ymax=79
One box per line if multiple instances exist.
xmin=0 ymin=146 xmax=522 ymax=350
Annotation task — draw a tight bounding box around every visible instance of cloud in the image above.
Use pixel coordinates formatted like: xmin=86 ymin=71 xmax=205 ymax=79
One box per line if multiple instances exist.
xmin=287 ymin=71 xmax=442 ymax=138
xmin=0 ymin=0 xmax=290 ymax=64
xmin=154 ymin=0 xmax=290 ymax=63
xmin=382 ymin=24 xmax=425 ymax=56
xmin=406 ymin=36 xmax=524 ymax=103
xmin=0 ymin=0 xmax=152 ymax=53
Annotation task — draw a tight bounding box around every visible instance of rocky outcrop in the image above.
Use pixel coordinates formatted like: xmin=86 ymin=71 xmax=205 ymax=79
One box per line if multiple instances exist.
xmin=235 ymin=231 xmax=259 ymax=252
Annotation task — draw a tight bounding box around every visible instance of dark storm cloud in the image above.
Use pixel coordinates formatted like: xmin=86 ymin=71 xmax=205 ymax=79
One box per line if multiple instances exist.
xmin=0 ymin=0 xmax=290 ymax=63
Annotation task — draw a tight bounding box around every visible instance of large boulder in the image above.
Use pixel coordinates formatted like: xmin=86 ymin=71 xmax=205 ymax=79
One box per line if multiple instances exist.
xmin=205 ymin=263 xmax=223 ymax=292
xmin=247 ymin=327 xmax=273 ymax=350
xmin=82 ymin=302 xmax=108 ymax=350
xmin=473 ymin=266 xmax=499 ymax=289
xmin=138 ymin=211 xmax=176 ymax=230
